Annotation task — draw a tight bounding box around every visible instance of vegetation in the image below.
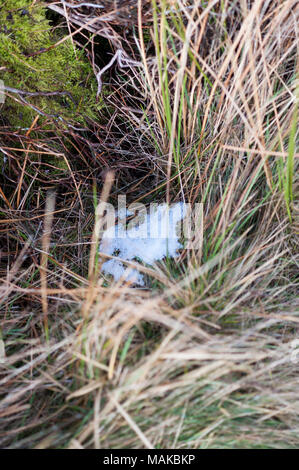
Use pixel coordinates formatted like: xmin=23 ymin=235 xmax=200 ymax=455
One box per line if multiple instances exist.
xmin=0 ymin=0 xmax=99 ymax=127
xmin=0 ymin=0 xmax=298 ymax=449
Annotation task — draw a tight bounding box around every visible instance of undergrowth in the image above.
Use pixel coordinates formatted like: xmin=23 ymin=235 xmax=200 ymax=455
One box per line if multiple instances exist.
xmin=0 ymin=0 xmax=298 ymax=449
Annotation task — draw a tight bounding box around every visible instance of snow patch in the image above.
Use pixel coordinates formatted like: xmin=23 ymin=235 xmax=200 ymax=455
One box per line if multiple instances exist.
xmin=99 ymin=203 xmax=186 ymax=286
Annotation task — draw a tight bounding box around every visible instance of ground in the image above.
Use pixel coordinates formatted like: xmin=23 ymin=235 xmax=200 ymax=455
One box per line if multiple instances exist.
xmin=0 ymin=0 xmax=298 ymax=449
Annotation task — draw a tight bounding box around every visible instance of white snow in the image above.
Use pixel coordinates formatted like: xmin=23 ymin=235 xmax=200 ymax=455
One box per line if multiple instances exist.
xmin=99 ymin=203 xmax=186 ymax=286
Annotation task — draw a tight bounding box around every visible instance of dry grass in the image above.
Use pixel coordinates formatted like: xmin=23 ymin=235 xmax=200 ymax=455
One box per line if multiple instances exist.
xmin=0 ymin=0 xmax=298 ymax=448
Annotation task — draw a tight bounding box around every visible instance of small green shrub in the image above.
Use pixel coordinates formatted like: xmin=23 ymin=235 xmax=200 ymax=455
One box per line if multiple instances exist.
xmin=0 ymin=0 xmax=99 ymax=127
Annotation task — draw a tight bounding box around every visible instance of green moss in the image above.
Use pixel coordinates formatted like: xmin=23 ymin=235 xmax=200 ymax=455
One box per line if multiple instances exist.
xmin=0 ymin=0 xmax=100 ymax=127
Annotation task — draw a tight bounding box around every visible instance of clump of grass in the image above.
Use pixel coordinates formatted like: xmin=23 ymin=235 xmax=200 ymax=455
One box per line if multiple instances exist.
xmin=0 ymin=0 xmax=298 ymax=449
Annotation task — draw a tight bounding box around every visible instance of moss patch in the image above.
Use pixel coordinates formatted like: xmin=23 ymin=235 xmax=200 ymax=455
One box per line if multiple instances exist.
xmin=0 ymin=0 xmax=99 ymax=127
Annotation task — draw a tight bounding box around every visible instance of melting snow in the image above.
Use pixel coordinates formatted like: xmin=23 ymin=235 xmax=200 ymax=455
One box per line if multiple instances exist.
xmin=99 ymin=203 xmax=186 ymax=286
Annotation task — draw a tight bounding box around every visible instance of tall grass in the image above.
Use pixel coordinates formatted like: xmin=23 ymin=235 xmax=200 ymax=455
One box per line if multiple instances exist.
xmin=0 ymin=0 xmax=298 ymax=448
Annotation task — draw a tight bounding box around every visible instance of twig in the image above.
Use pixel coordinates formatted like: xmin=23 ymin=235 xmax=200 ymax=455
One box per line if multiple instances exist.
xmin=4 ymin=86 xmax=87 ymax=130
xmin=3 ymin=85 xmax=76 ymax=105
xmin=61 ymin=1 xmax=104 ymax=9
xmin=95 ymin=49 xmax=142 ymax=98
xmin=47 ymin=3 xmax=142 ymax=96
